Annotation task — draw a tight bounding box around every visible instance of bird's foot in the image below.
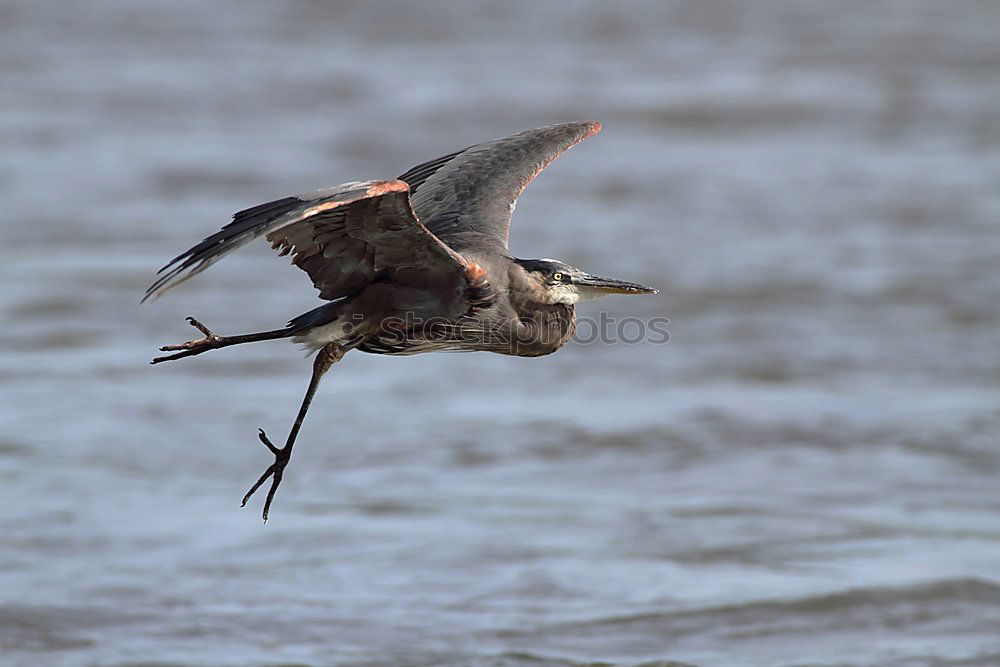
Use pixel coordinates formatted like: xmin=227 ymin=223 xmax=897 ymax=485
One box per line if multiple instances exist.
xmin=151 ymin=317 xmax=223 ymax=364
xmin=241 ymin=428 xmax=290 ymax=523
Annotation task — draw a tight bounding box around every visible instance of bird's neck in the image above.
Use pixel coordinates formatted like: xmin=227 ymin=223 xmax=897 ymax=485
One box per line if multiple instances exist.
xmin=499 ymin=259 xmax=575 ymax=356
xmin=512 ymin=300 xmax=576 ymax=357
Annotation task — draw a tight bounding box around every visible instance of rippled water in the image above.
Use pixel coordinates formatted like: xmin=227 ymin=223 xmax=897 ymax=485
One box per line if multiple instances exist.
xmin=2 ymin=1 xmax=999 ymax=665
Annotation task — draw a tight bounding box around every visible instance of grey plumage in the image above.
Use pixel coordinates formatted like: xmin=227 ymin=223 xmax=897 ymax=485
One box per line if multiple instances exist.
xmin=144 ymin=180 xmax=469 ymax=304
xmin=147 ymin=121 xmax=656 ymax=521
xmin=404 ymin=122 xmax=602 ymax=252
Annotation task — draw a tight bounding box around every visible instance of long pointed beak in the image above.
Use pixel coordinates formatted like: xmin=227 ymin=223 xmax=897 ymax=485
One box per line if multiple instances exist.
xmin=575 ymin=274 xmax=658 ymax=295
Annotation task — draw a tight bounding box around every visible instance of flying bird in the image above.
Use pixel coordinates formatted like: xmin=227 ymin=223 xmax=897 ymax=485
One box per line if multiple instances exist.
xmin=146 ymin=122 xmax=657 ymax=521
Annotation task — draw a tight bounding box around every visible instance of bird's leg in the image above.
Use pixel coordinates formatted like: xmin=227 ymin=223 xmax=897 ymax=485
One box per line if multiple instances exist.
xmin=151 ymin=316 xmax=291 ymax=364
xmin=241 ymin=343 xmax=344 ymax=522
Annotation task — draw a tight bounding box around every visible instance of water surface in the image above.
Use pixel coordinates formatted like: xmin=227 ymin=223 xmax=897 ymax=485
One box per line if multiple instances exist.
xmin=2 ymin=1 xmax=999 ymax=665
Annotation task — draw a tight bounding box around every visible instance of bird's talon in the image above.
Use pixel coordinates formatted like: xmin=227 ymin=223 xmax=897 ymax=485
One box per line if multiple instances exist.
xmin=150 ymin=317 xmax=224 ymax=363
xmin=243 ymin=430 xmax=291 ymax=521
xmin=186 ymin=316 xmax=214 ymax=337
xmin=258 ymin=428 xmax=280 ymax=455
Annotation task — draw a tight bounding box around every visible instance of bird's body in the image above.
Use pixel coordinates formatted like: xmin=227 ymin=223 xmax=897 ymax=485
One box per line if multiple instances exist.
xmin=285 ymin=256 xmax=579 ymax=358
xmin=147 ymin=122 xmax=656 ymax=520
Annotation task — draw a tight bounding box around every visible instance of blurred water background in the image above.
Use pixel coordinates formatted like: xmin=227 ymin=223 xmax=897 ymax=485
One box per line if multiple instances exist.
xmin=2 ymin=1 xmax=999 ymax=665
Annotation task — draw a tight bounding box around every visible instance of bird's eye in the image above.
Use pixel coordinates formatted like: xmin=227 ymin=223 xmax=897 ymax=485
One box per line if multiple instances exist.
xmin=552 ymin=272 xmax=563 ymax=282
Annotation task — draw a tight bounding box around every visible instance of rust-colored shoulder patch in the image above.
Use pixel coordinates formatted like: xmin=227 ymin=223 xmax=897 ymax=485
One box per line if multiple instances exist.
xmin=366 ymin=180 xmax=410 ymax=197
xmin=464 ymin=260 xmax=488 ymax=284
xmin=463 ymin=259 xmax=495 ymax=309
xmin=301 ymin=200 xmax=347 ymax=219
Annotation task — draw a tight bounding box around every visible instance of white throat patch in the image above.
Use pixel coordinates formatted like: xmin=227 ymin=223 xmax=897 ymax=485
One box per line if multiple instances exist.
xmin=549 ymin=284 xmax=608 ymax=305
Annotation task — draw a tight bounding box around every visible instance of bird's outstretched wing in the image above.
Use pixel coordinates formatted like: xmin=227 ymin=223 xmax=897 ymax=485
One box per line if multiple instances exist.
xmin=144 ymin=180 xmax=471 ymax=302
xmin=397 ymin=121 xmax=601 ymax=253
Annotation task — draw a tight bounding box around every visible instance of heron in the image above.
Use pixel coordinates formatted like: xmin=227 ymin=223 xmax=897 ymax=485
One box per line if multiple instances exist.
xmin=145 ymin=121 xmax=657 ymax=521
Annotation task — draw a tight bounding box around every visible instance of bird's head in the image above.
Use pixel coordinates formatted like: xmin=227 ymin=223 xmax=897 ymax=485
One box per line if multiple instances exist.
xmin=515 ymin=258 xmax=657 ymax=305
